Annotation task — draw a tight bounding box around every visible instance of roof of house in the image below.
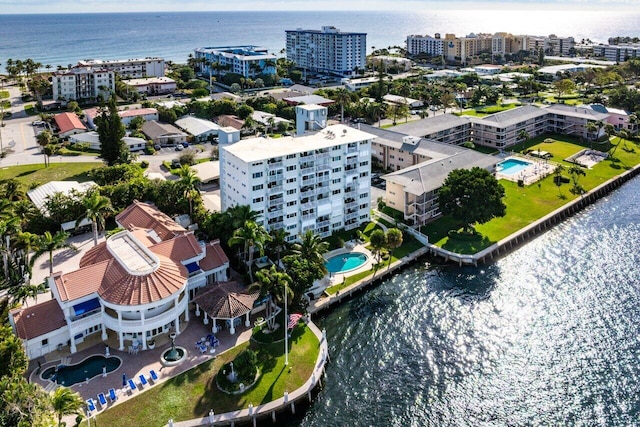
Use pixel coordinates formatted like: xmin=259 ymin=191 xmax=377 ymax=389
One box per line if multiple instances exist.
xmin=364 ymin=125 xmax=463 ymax=158
xmin=283 ymin=94 xmax=334 ymax=106
xmin=54 ymin=253 xmax=188 ymax=305
xmin=11 ymin=299 xmax=67 ymax=340
xmin=141 ymin=120 xmax=187 ymax=140
xmin=199 ymin=240 xmax=229 ymax=271
xmin=175 ymin=116 xmax=220 ymax=136
xmin=210 ymin=92 xmax=242 ymax=102
xmin=116 ymin=200 xmax=187 ymax=241
xmin=383 ymin=147 xmax=497 ymax=195
xmin=251 ymin=111 xmax=291 ymax=126
xmin=54 ymin=112 xmax=86 ymax=134
xmin=389 ymin=114 xmax=470 ymax=137
xmin=192 ymin=281 xmax=259 ymax=319
xmin=27 ymin=181 xmax=97 ymax=213
xmin=191 ymin=161 xmax=220 ymax=183
xmin=119 ymin=108 xmax=158 ymax=118
xmin=216 ymin=115 xmax=244 ymax=130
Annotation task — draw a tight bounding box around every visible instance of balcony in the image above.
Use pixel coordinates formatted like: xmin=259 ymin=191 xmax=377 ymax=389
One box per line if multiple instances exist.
xmin=344 ymin=212 xmax=358 ymax=221
xmin=346 ymin=145 xmax=358 ymax=154
xmin=102 ymin=297 xmax=187 ymax=334
xmin=268 ymin=160 xmax=283 ymax=170
xmin=300 ymin=187 xmax=315 ymax=198
xmin=299 ymin=164 xmax=315 ymax=174
xmin=69 ymin=312 xmax=102 ymax=335
xmin=345 ymin=167 xmax=359 ymax=176
xmin=268 ymin=184 xmax=283 ymax=193
xmin=316 ymin=219 xmax=330 ymax=228
xmin=301 ymin=177 xmax=316 ymax=186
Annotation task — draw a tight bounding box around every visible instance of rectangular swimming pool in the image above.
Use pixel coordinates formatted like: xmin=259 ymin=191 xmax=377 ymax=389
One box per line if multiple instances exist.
xmin=497 ymin=158 xmax=532 ymax=176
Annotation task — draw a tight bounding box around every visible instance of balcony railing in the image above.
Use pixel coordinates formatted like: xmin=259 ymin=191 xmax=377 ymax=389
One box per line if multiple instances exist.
xmin=69 ymin=312 xmax=102 ymax=335
xmin=102 ymin=297 xmax=187 ymax=333
xmin=268 ymin=197 xmax=284 ymax=207
xmin=268 ymin=160 xmax=283 ymax=170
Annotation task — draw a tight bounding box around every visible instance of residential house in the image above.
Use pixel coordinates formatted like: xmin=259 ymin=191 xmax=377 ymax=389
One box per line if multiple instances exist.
xmin=142 ymin=121 xmax=188 ymax=146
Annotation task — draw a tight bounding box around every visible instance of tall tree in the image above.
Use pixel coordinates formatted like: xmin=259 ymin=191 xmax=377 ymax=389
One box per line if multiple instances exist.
xmin=334 ymin=87 xmax=351 ymax=123
xmin=49 ymin=387 xmax=85 ymax=427
xmin=228 ymin=220 xmax=271 ymax=283
xmin=33 ymin=231 xmax=76 ymax=275
xmin=369 ymin=229 xmax=386 ymax=264
xmin=385 ymin=228 xmax=403 ymax=270
xmin=266 ymin=228 xmax=289 ymax=267
xmin=438 ymin=167 xmax=507 ymax=233
xmin=252 ymin=265 xmax=292 ymax=331
xmin=176 ymin=164 xmax=201 ymax=217
xmin=290 ymin=230 xmax=329 ymax=274
xmin=79 ymin=191 xmax=114 ymax=246
xmin=96 ymin=96 xmax=127 ymax=166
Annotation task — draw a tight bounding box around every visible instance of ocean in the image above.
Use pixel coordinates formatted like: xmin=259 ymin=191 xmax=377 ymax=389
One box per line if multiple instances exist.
xmin=0 ymin=10 xmax=639 ymax=68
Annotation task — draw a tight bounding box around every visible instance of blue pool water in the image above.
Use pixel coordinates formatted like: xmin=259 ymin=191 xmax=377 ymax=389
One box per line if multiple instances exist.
xmin=325 ymin=253 xmax=368 ymax=274
xmin=497 ymin=158 xmax=532 ymax=176
xmin=42 ymin=355 xmax=121 ymax=386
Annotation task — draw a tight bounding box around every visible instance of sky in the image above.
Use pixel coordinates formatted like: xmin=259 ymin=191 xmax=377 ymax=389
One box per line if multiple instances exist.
xmin=0 ymin=0 xmax=637 ymax=14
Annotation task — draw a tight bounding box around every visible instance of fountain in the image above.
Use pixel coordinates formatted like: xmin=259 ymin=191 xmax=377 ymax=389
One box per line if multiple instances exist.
xmin=161 ymin=332 xmax=186 ymax=366
xmin=227 ymin=362 xmax=237 ymax=382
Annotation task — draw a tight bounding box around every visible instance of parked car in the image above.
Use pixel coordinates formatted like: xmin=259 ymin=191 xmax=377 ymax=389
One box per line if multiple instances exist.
xmin=175 ymin=144 xmax=184 ymax=151
xmin=171 ymin=159 xmax=181 ymax=168
xmin=153 ymin=144 xmax=161 ymax=150
xmin=351 ymin=117 xmax=366 ymax=124
xmin=181 ymin=142 xmax=189 ymax=148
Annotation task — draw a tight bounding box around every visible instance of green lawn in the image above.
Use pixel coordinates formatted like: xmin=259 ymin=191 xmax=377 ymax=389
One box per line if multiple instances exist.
xmin=324 ymin=221 xmax=383 ymax=249
xmin=422 ymin=137 xmax=640 ymax=253
xmin=0 ymin=90 xmax=9 ymax=99
xmin=93 ymin=324 xmax=319 ymax=427
xmin=0 ymin=162 xmax=103 ymax=189
xmin=24 ymin=104 xmax=38 ymax=115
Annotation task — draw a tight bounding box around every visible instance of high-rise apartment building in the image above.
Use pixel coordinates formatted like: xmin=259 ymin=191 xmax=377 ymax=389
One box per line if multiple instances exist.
xmin=286 ymin=26 xmax=366 ymax=77
xmin=406 ymin=34 xmax=445 ymax=56
xmin=77 ymin=57 xmax=165 ymax=78
xmin=51 ymin=67 xmax=114 ymax=102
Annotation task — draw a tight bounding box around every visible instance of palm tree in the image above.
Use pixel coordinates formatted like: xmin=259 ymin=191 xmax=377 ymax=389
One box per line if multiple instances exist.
xmin=0 ymin=216 xmax=21 ymax=278
xmin=227 ymin=205 xmax=260 ymax=231
xmin=554 ymin=164 xmax=566 ymax=197
xmin=385 ymin=228 xmax=403 ymax=271
xmin=33 ymin=231 xmax=76 ymax=275
xmin=266 ymin=228 xmax=289 ymax=267
xmin=334 ymin=87 xmax=351 ymax=123
xmin=517 ymin=130 xmax=530 ymax=153
xmin=291 ymin=230 xmax=329 ymax=274
xmin=228 ymin=220 xmax=271 ymax=283
xmin=176 ymin=164 xmax=201 ymax=217
xmin=14 ymin=231 xmax=39 ymax=274
xmin=50 ymin=387 xmax=85 ymax=427
xmin=79 ymin=192 xmax=114 ymax=246
xmin=586 ymin=121 xmax=598 ymax=148
xmin=252 ymin=265 xmax=293 ymax=331
xmin=369 ymin=229 xmax=386 ymax=264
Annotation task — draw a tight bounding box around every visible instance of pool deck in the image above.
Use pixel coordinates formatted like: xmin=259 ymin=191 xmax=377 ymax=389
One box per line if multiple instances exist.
xmin=32 ymin=308 xmax=260 ymax=424
xmin=497 ymin=155 xmax=555 ymax=185
xmin=322 ymin=242 xmax=375 ymax=287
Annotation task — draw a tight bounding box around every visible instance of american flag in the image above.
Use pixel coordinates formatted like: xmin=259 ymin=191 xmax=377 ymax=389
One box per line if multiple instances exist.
xmin=287 ymin=313 xmax=304 ymax=329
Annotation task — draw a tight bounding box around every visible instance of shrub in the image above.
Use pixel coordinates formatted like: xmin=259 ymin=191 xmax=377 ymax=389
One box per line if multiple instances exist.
xmin=140 ymin=160 xmax=149 ymax=169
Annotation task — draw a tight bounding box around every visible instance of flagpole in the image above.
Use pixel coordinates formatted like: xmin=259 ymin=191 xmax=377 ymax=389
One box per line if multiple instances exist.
xmin=284 ymin=281 xmax=288 ymax=366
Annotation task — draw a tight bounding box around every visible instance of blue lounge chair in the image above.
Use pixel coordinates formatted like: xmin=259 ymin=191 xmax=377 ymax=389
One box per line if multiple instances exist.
xmin=149 ymin=370 xmax=158 ymax=382
xmin=108 ymin=388 xmax=117 ymax=402
xmin=97 ymin=393 xmax=107 ymax=407
xmin=139 ymin=374 xmax=148 ymax=386
xmin=128 ymin=379 xmax=137 ymax=391
xmin=86 ymin=398 xmax=96 ymax=412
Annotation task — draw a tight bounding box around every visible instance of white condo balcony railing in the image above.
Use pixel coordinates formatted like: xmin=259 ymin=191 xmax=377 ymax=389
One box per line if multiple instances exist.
xmin=69 ymin=312 xmax=102 ymax=336
xmin=102 ymin=297 xmax=188 ymax=333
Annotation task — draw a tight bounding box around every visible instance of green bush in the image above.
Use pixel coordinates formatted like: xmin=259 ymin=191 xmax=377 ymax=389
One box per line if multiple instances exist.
xmin=140 ymin=160 xmax=149 ymax=169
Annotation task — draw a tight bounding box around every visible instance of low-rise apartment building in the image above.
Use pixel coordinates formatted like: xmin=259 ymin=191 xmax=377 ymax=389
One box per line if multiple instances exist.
xmin=51 ymin=67 xmax=114 ymax=102
xmin=220 ymin=113 xmax=374 ymax=239
xmin=125 ymin=77 xmax=176 ymax=95
xmin=194 ymin=46 xmax=277 ymax=79
xmin=389 ymin=114 xmax=472 ymax=151
xmin=470 ymin=105 xmax=548 ymax=150
xmin=77 ymin=57 xmax=165 ymax=78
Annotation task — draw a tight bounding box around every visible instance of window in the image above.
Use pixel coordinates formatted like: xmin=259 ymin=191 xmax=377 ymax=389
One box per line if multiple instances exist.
xmin=287 ymin=200 xmax=297 ymax=207
xmin=252 ymin=184 xmax=263 ymax=191
xmin=286 ymin=165 xmax=296 ymax=171
xmin=253 ymin=197 xmax=263 ymax=203
xmin=252 ymin=171 xmax=263 ymax=179
xmin=287 ymin=189 xmax=297 ymax=195
xmin=41 ymin=339 xmax=48 ymax=346
xmin=286 ymin=177 xmax=296 ymax=184
xmin=359 ymin=193 xmax=368 ymax=199
xmin=287 ymin=212 xmax=297 ymax=218
xmin=286 ymin=154 xmax=296 ymax=159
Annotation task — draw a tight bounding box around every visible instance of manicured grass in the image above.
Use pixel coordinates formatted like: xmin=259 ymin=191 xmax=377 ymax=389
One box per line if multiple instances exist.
xmin=0 ymin=162 xmax=102 ymax=189
xmin=24 ymin=104 xmax=38 ymax=115
xmin=324 ymin=221 xmax=383 ymax=249
xmin=0 ymin=100 xmax=9 ymax=109
xmin=93 ymin=324 xmax=319 ymax=427
xmin=0 ymin=90 xmax=9 ymax=99
xmin=422 ymin=137 xmax=640 ymax=253
xmin=459 ymin=103 xmax=518 ymax=117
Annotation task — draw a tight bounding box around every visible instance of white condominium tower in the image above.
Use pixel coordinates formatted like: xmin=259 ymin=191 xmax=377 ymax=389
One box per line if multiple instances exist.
xmin=286 ymin=26 xmax=366 ymax=77
xmin=220 ymin=106 xmax=375 ymax=240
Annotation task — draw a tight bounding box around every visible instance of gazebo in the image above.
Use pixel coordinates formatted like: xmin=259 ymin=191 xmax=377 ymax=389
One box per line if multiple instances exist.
xmin=192 ymin=281 xmax=260 ymax=334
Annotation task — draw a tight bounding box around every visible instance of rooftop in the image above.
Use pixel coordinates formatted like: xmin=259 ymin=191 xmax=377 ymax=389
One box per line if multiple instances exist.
xmin=222 ymin=124 xmax=375 ymax=163
xmin=54 ymin=112 xmax=86 ymax=134
xmin=389 ymin=114 xmax=470 ymax=136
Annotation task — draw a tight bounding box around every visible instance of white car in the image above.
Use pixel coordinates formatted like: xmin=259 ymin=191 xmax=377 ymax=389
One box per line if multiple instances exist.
xmin=175 ymin=144 xmax=184 ymax=151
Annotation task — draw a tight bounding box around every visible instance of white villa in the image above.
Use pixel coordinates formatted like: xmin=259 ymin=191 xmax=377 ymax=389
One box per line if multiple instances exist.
xmin=9 ymin=201 xmax=230 ymax=360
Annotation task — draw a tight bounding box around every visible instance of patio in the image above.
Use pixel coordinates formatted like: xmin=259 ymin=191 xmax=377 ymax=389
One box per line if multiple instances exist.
xmin=28 ymin=304 xmax=264 ymax=415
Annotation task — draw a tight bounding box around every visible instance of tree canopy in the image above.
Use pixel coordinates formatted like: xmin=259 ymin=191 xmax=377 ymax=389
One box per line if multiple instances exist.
xmin=438 ymin=167 xmax=506 ymax=232
xmin=96 ymin=96 xmax=127 ymax=166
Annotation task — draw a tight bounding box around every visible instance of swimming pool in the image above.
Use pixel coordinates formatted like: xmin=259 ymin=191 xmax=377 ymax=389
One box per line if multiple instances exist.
xmin=325 ymin=252 xmax=368 ymax=274
xmin=41 ymin=355 xmax=122 ymax=386
xmin=497 ymin=158 xmax=532 ymax=176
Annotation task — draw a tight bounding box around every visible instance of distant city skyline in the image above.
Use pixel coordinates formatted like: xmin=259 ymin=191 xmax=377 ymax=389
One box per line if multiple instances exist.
xmin=0 ymin=0 xmax=636 ymax=14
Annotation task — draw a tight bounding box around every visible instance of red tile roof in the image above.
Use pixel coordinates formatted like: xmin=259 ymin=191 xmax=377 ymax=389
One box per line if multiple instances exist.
xmin=192 ymin=281 xmax=258 ymax=319
xmin=54 ymin=112 xmax=86 ymax=134
xmin=151 ymin=233 xmax=202 ymax=260
xmin=200 ymin=240 xmax=229 ymax=271
xmin=116 ymin=200 xmax=186 ymax=241
xmin=11 ymin=299 xmax=67 ymax=340
xmin=56 ymin=255 xmax=188 ymax=305
xmin=119 ymin=108 xmax=157 ymax=118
